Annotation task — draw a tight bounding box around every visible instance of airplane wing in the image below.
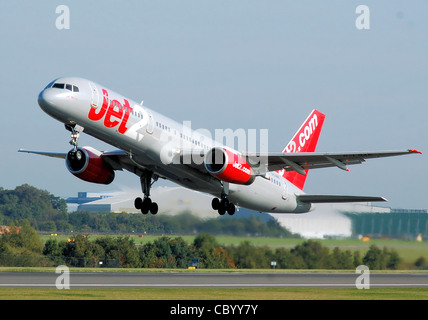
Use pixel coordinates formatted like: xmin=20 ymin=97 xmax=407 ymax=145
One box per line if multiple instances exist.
xmin=296 ymin=194 xmax=387 ymax=203
xmin=243 ymin=149 xmax=422 ymax=175
xmin=18 ymin=148 xmax=133 ymax=171
xmin=18 ymin=149 xmax=67 ymax=159
xmin=22 ymin=148 xmax=421 ymax=177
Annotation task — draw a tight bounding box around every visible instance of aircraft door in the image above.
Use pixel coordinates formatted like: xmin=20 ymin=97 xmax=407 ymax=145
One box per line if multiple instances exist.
xmin=282 ymin=181 xmax=288 ymax=200
xmin=89 ymin=82 xmax=99 ymax=108
xmin=146 ymin=111 xmax=154 ymax=134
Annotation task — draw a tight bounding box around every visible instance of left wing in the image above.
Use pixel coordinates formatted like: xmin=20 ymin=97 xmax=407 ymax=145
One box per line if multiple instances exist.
xmin=243 ymin=149 xmax=422 ymax=175
xmin=18 ymin=148 xmax=134 ymax=172
xmin=18 ymin=149 xmax=67 ymax=159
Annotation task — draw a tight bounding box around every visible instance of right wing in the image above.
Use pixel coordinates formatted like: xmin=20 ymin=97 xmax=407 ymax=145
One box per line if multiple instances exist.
xmin=243 ymin=149 xmax=422 ymax=175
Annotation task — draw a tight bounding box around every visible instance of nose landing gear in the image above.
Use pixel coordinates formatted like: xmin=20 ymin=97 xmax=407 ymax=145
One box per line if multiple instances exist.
xmin=65 ymin=124 xmax=84 ymax=152
xmin=134 ymin=171 xmax=158 ymax=215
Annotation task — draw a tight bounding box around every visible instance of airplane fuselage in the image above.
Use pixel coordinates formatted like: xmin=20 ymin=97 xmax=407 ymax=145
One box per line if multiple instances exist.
xmin=38 ymin=77 xmax=310 ymax=213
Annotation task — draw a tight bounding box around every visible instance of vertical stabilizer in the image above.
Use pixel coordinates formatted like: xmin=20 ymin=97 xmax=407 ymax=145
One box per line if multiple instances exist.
xmin=280 ymin=109 xmax=325 ymax=190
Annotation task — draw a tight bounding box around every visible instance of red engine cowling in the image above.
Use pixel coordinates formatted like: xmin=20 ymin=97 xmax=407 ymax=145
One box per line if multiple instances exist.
xmin=204 ymin=147 xmax=255 ymax=185
xmin=66 ymin=147 xmax=115 ymax=184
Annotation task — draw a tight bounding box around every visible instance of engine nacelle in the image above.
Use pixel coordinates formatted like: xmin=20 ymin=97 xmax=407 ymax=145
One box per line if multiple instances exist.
xmin=66 ymin=147 xmax=115 ymax=184
xmin=204 ymin=147 xmax=255 ymax=185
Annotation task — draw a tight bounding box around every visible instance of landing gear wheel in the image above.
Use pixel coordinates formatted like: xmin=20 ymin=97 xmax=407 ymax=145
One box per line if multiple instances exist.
xmin=213 ymin=197 xmax=235 ymax=216
xmin=141 ymin=197 xmax=152 ymax=215
xmin=227 ymin=202 xmax=236 ymax=215
xmin=134 ymin=197 xmax=143 ymax=210
xmin=211 ymin=198 xmax=220 ymax=210
xmin=150 ymin=202 xmax=158 ymax=215
xmin=218 ymin=206 xmax=226 ymax=215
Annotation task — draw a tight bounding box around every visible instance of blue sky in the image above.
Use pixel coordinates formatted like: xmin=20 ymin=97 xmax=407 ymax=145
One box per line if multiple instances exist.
xmin=1 ymin=1 xmax=427 ymax=209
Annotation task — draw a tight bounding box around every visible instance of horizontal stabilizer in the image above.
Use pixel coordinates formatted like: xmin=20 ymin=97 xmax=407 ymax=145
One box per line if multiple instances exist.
xmin=297 ymin=194 xmax=387 ymax=203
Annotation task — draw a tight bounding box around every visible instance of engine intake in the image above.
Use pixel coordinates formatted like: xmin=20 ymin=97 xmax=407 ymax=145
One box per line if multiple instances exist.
xmin=66 ymin=147 xmax=115 ymax=184
xmin=204 ymin=147 xmax=255 ymax=185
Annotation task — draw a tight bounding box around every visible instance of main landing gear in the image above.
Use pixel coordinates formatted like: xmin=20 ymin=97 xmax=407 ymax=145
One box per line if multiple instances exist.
xmin=134 ymin=171 xmax=158 ymax=214
xmin=211 ymin=183 xmax=236 ymax=215
xmin=211 ymin=196 xmax=235 ymax=215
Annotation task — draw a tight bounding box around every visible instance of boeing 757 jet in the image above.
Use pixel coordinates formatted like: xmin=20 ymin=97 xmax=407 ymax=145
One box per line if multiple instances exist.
xmin=19 ymin=77 xmax=421 ymax=215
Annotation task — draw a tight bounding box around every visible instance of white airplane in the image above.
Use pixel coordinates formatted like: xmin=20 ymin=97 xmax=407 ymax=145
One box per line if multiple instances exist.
xmin=19 ymin=77 xmax=422 ymax=215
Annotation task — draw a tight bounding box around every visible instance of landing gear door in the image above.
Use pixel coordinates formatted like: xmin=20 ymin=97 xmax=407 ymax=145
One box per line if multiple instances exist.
xmin=146 ymin=111 xmax=154 ymax=134
xmin=89 ymin=82 xmax=99 ymax=109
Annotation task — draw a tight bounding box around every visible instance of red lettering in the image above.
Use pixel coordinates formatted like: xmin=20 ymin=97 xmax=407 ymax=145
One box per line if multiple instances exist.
xmin=87 ymin=89 xmax=133 ymax=134
xmin=88 ymin=89 xmax=108 ymax=121
xmin=118 ymin=99 xmax=131 ymax=134
xmin=104 ymin=99 xmax=123 ymax=128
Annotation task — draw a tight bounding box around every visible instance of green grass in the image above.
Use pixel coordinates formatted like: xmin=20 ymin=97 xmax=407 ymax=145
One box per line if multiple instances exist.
xmin=1 ymin=287 xmax=428 ymax=300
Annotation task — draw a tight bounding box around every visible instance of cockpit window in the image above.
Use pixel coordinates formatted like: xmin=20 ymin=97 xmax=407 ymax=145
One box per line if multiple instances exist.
xmin=52 ymin=83 xmax=65 ymax=89
xmin=51 ymin=82 xmax=79 ymax=92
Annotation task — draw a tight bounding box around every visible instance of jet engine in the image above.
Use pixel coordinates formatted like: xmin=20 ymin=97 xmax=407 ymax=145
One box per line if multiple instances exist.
xmin=204 ymin=147 xmax=255 ymax=185
xmin=66 ymin=147 xmax=115 ymax=184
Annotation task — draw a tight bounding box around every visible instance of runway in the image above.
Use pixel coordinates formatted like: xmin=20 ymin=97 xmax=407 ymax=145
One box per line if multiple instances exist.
xmin=1 ymin=271 xmax=428 ymax=289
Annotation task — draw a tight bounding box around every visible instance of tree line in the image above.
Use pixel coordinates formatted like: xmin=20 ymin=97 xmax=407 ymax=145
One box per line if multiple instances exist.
xmin=0 ymin=221 xmax=410 ymax=270
xmin=0 ymin=184 xmax=295 ymax=237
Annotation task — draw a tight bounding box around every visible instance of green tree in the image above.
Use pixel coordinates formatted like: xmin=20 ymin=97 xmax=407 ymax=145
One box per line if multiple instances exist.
xmin=113 ymin=236 xmax=141 ymax=268
xmin=193 ymin=233 xmax=234 ymax=268
xmin=1 ymin=220 xmax=43 ymax=254
xmin=291 ymin=240 xmax=331 ymax=269
xmin=330 ymin=247 xmax=354 ymax=269
xmin=62 ymin=234 xmax=103 ymax=267
xmin=229 ymin=241 xmax=270 ymax=269
xmin=362 ymin=245 xmax=384 ymax=269
xmin=353 ymin=250 xmax=363 ymax=267
xmin=384 ymin=247 xmax=402 ymax=270
xmin=139 ymin=236 xmax=194 ymax=268
xmin=0 ymin=220 xmax=45 ymax=267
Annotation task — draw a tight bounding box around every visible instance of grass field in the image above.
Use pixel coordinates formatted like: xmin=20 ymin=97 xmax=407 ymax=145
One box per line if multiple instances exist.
xmin=0 ymin=287 xmax=428 ymax=300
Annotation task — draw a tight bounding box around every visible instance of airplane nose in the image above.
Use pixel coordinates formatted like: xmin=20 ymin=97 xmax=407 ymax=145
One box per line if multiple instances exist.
xmin=38 ymin=88 xmax=61 ymax=114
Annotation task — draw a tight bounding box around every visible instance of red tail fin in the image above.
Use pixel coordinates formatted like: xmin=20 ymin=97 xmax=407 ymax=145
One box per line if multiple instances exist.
xmin=280 ymin=109 xmax=325 ymax=190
